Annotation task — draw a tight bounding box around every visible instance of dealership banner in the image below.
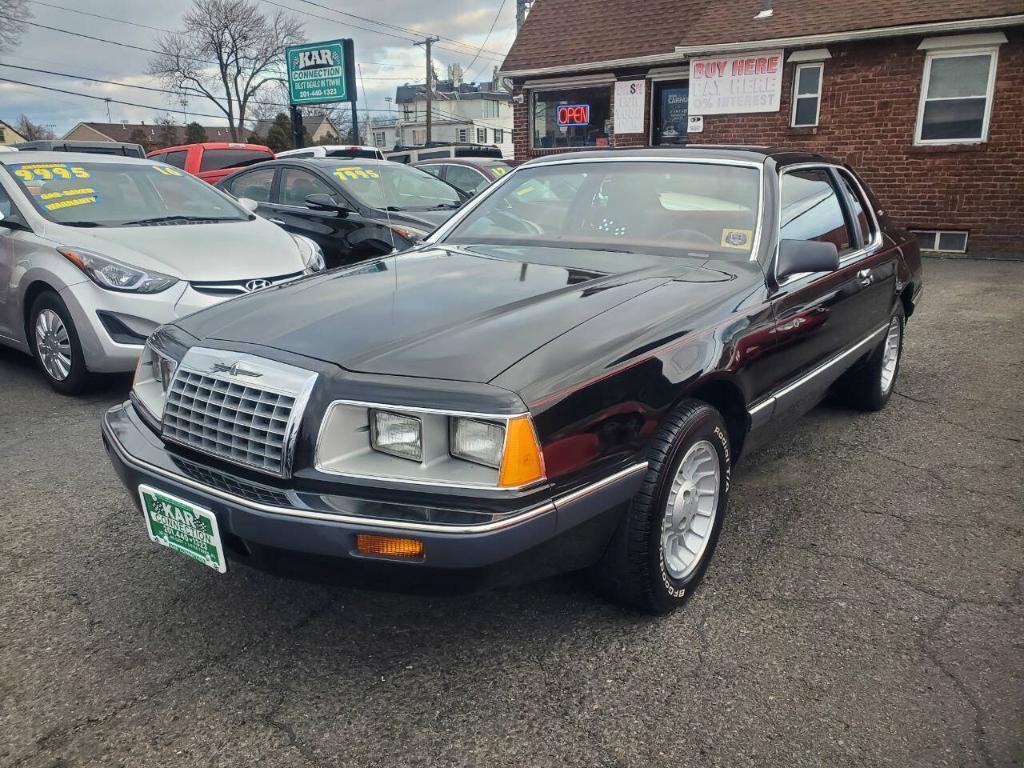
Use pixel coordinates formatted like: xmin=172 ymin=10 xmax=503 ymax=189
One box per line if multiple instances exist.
xmin=689 ymin=50 xmax=783 ymax=115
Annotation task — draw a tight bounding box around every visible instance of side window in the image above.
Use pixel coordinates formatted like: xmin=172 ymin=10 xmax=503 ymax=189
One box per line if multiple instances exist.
xmin=0 ymin=183 xmax=15 ymax=219
xmin=279 ymin=168 xmax=333 ymax=207
xmin=444 ymin=165 xmax=489 ymax=196
xmin=418 ymin=165 xmax=444 ymax=179
xmin=836 ymin=171 xmax=874 ymax=247
xmin=150 ymin=153 xmax=166 ymax=164
xmin=780 ymin=169 xmax=852 ymax=255
xmin=164 ymin=150 xmax=188 ymax=169
xmin=200 ymin=149 xmax=270 ymax=172
xmin=227 ymin=167 xmax=275 ymax=203
xmin=286 ymin=151 xmax=315 ymax=159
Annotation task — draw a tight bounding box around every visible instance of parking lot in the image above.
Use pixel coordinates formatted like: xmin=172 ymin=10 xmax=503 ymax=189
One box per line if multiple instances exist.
xmin=0 ymin=257 xmax=1020 ymax=767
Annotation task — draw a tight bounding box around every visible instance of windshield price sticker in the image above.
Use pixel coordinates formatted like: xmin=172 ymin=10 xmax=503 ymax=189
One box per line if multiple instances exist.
xmin=153 ymin=166 xmax=183 ymax=176
xmin=334 ymin=167 xmax=380 ymax=181
xmin=13 ymin=164 xmax=90 ymax=181
xmin=492 ymin=167 xmax=508 ymax=177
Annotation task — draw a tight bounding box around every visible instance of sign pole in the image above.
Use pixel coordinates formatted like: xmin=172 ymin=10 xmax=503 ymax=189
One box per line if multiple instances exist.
xmin=351 ymin=105 xmax=360 ymax=145
xmin=290 ymin=105 xmax=304 ymax=149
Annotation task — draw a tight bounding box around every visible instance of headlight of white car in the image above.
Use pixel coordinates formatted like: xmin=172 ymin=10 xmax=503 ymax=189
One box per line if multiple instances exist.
xmin=132 ymin=334 xmax=182 ymax=420
xmin=291 ymin=234 xmax=325 ymax=273
xmin=58 ymin=247 xmax=178 ymax=293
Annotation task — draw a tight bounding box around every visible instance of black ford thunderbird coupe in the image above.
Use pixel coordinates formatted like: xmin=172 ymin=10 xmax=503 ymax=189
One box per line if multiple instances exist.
xmin=103 ymin=147 xmax=923 ymax=613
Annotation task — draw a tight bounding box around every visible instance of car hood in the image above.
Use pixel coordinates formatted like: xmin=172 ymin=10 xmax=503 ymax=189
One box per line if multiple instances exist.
xmin=175 ymin=244 xmax=732 ymax=383
xmin=377 ymin=207 xmax=458 ymax=232
xmin=45 ymin=218 xmax=305 ymax=281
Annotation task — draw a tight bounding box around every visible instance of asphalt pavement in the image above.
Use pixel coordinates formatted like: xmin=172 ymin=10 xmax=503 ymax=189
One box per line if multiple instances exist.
xmin=1 ymin=257 xmax=1021 ymax=768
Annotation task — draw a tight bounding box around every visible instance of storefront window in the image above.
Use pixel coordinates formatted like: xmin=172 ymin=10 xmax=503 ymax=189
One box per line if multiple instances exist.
xmin=531 ymin=86 xmax=612 ymax=149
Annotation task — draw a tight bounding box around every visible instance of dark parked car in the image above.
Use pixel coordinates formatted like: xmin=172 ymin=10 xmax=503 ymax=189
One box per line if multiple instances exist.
xmin=414 ymin=158 xmax=512 ymax=197
xmin=15 ymin=140 xmax=145 ymax=158
xmin=217 ymin=158 xmax=464 ymax=267
xmin=103 ymin=147 xmax=923 ymax=613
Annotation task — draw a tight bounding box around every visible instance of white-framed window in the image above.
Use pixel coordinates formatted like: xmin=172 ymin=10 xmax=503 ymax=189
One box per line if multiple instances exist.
xmin=457 ymin=128 xmax=468 ymax=142
xmin=911 ymin=230 xmax=969 ymax=253
xmin=412 ymin=128 xmax=426 ymax=145
xmin=493 ymin=128 xmax=504 ymax=143
xmin=915 ymin=47 xmax=998 ymax=145
xmin=482 ymin=100 xmax=499 ymax=118
xmin=476 ymin=127 xmax=487 ymax=144
xmin=791 ymin=62 xmax=823 ymax=127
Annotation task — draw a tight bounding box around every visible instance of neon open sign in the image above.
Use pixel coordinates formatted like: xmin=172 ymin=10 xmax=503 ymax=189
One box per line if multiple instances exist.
xmin=557 ymin=104 xmax=590 ymax=127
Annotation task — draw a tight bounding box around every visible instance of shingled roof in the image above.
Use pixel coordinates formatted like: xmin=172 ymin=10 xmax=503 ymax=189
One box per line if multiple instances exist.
xmin=501 ymin=0 xmax=1024 ymax=73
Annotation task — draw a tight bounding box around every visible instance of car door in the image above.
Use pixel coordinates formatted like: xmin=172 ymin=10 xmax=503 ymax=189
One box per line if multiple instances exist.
xmin=764 ymin=165 xmax=895 ymax=416
xmin=262 ymin=166 xmax=364 ymax=268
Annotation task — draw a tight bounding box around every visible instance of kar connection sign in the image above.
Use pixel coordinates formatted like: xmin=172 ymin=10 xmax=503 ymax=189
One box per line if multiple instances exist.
xmin=286 ymin=39 xmax=356 ymax=106
xmin=557 ymin=104 xmax=590 ymax=127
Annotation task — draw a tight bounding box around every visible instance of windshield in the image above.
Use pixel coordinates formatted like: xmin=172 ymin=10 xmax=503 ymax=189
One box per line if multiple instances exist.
xmin=443 ymin=161 xmax=761 ymax=259
xmin=326 ymin=162 xmax=461 ymax=211
xmin=6 ymin=160 xmax=248 ymax=227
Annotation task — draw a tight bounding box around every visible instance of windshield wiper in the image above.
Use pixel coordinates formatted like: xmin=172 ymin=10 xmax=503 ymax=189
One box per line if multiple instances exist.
xmin=430 ymin=202 xmax=462 ymax=209
xmin=57 ymin=220 xmax=102 ymax=227
xmin=120 ymin=215 xmax=237 ymax=226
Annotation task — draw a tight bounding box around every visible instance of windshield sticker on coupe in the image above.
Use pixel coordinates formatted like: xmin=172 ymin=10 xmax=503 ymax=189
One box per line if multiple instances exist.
xmin=334 ymin=167 xmax=380 ymax=181
xmin=720 ymin=228 xmax=752 ymax=249
xmin=12 ymin=164 xmax=90 ymax=181
xmin=153 ymin=166 xmax=183 ymax=176
xmin=40 ymin=187 xmax=96 ymax=201
xmin=492 ymin=167 xmax=508 ymax=177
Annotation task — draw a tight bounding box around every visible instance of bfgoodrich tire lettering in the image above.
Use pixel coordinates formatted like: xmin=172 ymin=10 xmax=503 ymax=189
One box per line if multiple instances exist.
xmin=593 ymin=399 xmax=730 ymax=614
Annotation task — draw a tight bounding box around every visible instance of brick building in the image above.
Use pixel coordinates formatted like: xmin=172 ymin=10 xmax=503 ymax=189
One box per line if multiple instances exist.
xmin=500 ymin=1 xmax=1024 ymax=254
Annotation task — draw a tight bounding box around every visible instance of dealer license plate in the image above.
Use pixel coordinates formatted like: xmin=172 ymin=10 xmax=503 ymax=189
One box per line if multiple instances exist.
xmin=138 ymin=485 xmax=226 ymax=573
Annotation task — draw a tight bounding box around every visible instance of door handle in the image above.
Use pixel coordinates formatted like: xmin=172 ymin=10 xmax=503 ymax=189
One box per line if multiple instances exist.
xmin=268 ymin=218 xmax=286 ymax=225
xmin=857 ymin=268 xmax=873 ymax=285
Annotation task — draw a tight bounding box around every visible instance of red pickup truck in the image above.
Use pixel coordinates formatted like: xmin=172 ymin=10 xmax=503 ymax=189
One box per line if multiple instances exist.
xmin=146 ymin=142 xmax=274 ymax=184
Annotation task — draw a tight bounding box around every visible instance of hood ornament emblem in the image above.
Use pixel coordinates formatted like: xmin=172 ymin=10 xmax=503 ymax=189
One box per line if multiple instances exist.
xmin=243 ymin=278 xmax=272 ymax=292
xmin=210 ymin=361 xmax=263 ymax=378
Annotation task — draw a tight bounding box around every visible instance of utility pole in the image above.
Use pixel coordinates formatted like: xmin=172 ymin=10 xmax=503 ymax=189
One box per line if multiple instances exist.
xmin=414 ymin=36 xmax=439 ymax=145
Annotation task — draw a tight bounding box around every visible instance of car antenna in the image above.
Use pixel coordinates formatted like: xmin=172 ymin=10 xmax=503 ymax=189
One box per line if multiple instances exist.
xmin=374 ymin=161 xmax=399 ymax=254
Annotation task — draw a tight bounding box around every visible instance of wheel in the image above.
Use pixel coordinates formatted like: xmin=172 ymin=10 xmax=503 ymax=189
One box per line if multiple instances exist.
xmin=836 ymin=305 xmax=905 ymax=412
xmin=28 ymin=291 xmax=92 ymax=395
xmin=592 ymin=399 xmax=731 ymax=614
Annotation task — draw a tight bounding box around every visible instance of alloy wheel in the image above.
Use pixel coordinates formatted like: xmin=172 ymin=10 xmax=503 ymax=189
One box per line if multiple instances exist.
xmin=35 ymin=309 xmax=73 ymax=381
xmin=880 ymin=315 xmax=902 ymax=393
xmin=661 ymin=440 xmax=721 ymax=580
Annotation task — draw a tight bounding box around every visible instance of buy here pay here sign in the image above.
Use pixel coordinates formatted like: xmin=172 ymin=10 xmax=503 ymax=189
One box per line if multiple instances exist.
xmin=689 ymin=50 xmax=783 ymax=115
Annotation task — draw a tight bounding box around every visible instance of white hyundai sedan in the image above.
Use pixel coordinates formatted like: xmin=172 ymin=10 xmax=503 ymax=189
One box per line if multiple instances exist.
xmin=0 ymin=152 xmax=324 ymax=393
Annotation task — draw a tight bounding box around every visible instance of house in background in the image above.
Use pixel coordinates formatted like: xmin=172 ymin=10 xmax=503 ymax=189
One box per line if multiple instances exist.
xmin=252 ymin=114 xmax=340 ymax=145
xmin=374 ymin=69 xmax=514 ymax=157
xmin=500 ymin=0 xmax=1024 ymax=254
xmin=0 ymin=119 xmax=27 ymax=146
xmin=63 ymin=122 xmax=236 ymax=146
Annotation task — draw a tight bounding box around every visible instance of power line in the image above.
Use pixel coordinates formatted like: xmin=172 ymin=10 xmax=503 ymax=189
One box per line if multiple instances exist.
xmin=29 ymin=0 xmax=175 ymax=34
xmin=465 ymin=0 xmax=509 ymax=80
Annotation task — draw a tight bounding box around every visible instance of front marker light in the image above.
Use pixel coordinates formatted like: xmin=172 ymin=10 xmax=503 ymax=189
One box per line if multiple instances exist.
xmin=450 ymin=417 xmax=505 ymax=468
xmin=132 ymin=341 xmax=178 ymax=420
xmin=497 ymin=416 xmax=546 ymax=488
xmin=291 ymin=234 xmax=325 ymax=273
xmin=370 ymin=410 xmax=423 ymax=462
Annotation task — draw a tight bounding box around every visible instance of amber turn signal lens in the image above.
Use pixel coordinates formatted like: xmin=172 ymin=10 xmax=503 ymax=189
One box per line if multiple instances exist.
xmin=355 ymin=534 xmax=425 ymax=559
xmin=498 ymin=416 xmax=546 ymax=488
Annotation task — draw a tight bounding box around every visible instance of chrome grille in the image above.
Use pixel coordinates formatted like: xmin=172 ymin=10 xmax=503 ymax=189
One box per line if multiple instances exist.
xmin=160 ymin=348 xmax=317 ymax=477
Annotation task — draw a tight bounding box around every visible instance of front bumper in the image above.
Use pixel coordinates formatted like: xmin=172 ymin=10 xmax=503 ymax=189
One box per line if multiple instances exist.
xmin=102 ymin=402 xmax=646 ymax=588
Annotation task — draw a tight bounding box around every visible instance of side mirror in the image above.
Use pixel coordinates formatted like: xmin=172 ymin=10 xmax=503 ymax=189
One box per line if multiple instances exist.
xmin=237 ymin=197 xmax=259 ymax=213
xmin=305 ymin=193 xmax=352 ymax=215
xmin=776 ymin=239 xmax=839 ymax=280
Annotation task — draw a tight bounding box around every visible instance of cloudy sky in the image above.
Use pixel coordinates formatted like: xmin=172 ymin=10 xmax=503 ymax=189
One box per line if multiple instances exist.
xmin=0 ymin=0 xmax=517 ymax=135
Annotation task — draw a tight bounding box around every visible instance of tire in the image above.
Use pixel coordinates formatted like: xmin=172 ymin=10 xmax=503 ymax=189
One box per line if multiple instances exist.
xmin=28 ymin=290 xmax=92 ymax=395
xmin=592 ymin=399 xmax=731 ymax=614
xmin=836 ymin=304 xmax=905 ymax=412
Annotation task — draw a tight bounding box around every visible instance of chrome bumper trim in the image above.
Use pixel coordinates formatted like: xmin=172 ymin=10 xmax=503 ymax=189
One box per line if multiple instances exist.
xmin=104 ymin=417 xmax=646 ymax=535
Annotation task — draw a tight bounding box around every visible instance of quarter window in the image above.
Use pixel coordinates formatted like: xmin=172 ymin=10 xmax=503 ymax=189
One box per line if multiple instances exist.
xmin=780 ymin=169 xmax=852 ymax=255
xmin=791 ymin=63 xmax=823 ymax=127
xmin=531 ymin=86 xmax=612 ymax=149
xmin=916 ymin=49 xmax=997 ymax=144
xmin=836 ymin=172 xmax=874 ymax=246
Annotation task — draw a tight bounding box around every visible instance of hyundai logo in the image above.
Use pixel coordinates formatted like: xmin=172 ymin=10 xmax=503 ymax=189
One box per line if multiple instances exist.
xmin=243 ymin=278 xmax=272 ymax=292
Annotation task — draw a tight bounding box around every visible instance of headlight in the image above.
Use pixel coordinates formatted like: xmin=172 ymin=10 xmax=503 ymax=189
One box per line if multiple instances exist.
xmin=132 ymin=332 xmax=182 ymax=421
xmin=58 ymin=247 xmax=178 ymax=293
xmin=292 ymin=234 xmax=325 ymax=273
xmin=390 ymin=225 xmax=430 ymax=244
xmin=450 ymin=417 xmax=505 ymax=468
xmin=370 ymin=410 xmax=422 ymax=462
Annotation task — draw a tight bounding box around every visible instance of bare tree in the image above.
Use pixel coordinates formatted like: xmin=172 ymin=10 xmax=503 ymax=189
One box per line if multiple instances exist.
xmin=0 ymin=0 xmax=31 ymax=55
xmin=148 ymin=0 xmax=303 ymax=141
xmin=15 ymin=114 xmax=56 ymax=141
